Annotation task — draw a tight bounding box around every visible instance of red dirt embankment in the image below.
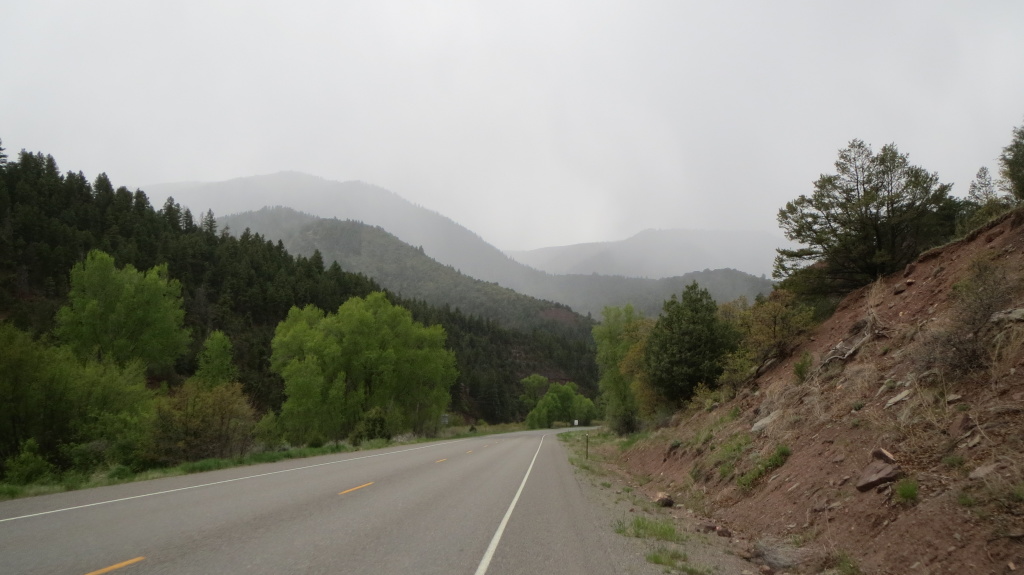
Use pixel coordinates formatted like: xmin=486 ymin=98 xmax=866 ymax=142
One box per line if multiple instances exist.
xmin=615 ymin=209 xmax=1024 ymax=574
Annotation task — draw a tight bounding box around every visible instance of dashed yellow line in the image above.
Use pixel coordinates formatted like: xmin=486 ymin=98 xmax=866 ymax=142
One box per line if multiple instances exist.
xmin=339 ymin=481 xmax=374 ymax=495
xmin=435 ymin=459 xmax=447 ymax=463
xmin=467 ymin=450 xmax=473 ymax=454
xmin=84 ymin=556 xmax=145 ymax=575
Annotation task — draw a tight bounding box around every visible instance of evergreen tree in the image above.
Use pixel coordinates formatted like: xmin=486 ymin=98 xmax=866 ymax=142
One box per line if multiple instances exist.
xmin=645 ymin=282 xmax=737 ymax=405
xmin=775 ymin=140 xmax=957 ymax=294
xmin=999 ymin=118 xmax=1024 ymax=202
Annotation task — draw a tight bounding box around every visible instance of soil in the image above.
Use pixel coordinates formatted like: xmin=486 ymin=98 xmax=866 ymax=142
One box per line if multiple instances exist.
xmin=604 ymin=209 xmax=1024 ymax=574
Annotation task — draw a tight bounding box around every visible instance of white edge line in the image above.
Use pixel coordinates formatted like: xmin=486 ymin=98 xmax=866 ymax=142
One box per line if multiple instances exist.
xmin=474 ymin=434 xmax=546 ymax=575
xmin=0 ymin=439 xmax=468 ymax=523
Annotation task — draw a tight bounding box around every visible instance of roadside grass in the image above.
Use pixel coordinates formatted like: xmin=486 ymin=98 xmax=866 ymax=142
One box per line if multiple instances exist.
xmin=0 ymin=422 xmax=529 ymax=502
xmin=614 ymin=515 xmax=687 ymax=543
xmin=737 ymin=445 xmax=791 ymax=490
xmin=645 ymin=546 xmax=710 ymax=574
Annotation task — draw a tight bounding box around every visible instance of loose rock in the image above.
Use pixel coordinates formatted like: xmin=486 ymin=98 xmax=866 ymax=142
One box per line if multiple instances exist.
xmin=856 ymin=460 xmax=903 ymax=491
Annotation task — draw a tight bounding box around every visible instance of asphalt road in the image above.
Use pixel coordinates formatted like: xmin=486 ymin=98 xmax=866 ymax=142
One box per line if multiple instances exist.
xmin=0 ymin=429 xmax=655 ymax=575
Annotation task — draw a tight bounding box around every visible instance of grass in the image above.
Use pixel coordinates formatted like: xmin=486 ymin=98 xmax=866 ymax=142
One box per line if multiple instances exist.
xmin=709 ymin=433 xmax=751 ymax=480
xmin=832 ymin=551 xmax=862 ymax=575
xmin=614 ymin=515 xmax=687 ymax=543
xmin=646 ymin=546 xmax=709 ymax=574
xmin=737 ymin=445 xmax=791 ymax=490
xmin=894 ymin=478 xmax=919 ymax=504
xmin=618 ymin=431 xmax=651 ymax=452
xmin=942 ymin=454 xmax=966 ymax=468
xmin=1 ymin=423 xmax=530 ymax=502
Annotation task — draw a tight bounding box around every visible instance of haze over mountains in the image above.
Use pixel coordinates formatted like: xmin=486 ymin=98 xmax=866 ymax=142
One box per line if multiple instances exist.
xmin=147 ymin=172 xmax=775 ymax=318
xmin=506 ymin=228 xmax=781 ymax=279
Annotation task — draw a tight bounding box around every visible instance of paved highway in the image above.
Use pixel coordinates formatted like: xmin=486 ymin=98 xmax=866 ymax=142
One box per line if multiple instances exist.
xmin=0 ymin=429 xmax=656 ymax=574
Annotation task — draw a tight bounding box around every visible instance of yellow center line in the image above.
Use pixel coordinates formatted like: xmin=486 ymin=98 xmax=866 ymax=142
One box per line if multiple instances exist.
xmin=84 ymin=556 xmax=145 ymax=575
xmin=467 ymin=450 xmax=473 ymax=453
xmin=435 ymin=458 xmax=447 ymax=463
xmin=338 ymin=481 xmax=374 ymax=495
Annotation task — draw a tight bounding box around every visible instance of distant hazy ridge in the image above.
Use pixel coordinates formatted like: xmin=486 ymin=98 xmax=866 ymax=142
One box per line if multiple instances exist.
xmin=147 ymin=173 xmax=774 ymax=318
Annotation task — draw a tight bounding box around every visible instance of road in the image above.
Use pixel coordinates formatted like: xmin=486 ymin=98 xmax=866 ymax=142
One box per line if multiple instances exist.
xmin=0 ymin=429 xmax=656 ymax=575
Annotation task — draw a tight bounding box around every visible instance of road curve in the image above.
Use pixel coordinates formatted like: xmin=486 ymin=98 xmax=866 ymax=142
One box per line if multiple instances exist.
xmin=0 ymin=429 xmax=656 ymax=575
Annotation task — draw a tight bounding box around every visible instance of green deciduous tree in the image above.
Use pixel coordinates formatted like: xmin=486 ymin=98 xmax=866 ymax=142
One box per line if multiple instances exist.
xmin=0 ymin=323 xmax=154 ymax=477
xmin=55 ymin=250 xmax=190 ymax=375
xmin=718 ymin=291 xmax=814 ymax=387
xmin=644 ymin=282 xmax=738 ymax=406
xmin=524 ymin=379 xmax=596 ymax=429
xmin=593 ymin=305 xmax=644 ymax=434
xmin=271 ymin=292 xmax=456 ymax=444
xmin=775 ymin=140 xmax=957 ymax=294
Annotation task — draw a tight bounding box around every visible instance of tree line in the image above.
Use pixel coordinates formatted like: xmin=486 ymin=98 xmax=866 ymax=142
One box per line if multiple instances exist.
xmin=0 ymin=142 xmax=598 ymax=481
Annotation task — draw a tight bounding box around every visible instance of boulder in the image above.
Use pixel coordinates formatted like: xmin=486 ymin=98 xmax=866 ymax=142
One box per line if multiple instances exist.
xmin=855 ymin=460 xmax=903 ymax=492
xmin=654 ymin=492 xmax=674 ymax=507
xmin=751 ymin=411 xmax=780 ymax=434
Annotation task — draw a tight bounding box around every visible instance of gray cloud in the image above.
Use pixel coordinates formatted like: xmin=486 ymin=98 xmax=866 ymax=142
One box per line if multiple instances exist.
xmin=3 ymin=1 xmax=1022 ymax=250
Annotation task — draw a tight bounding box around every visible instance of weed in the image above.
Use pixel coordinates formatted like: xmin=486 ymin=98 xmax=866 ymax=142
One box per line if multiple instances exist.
xmin=852 ymin=401 xmax=865 ymax=411
xmin=600 ymin=481 xmax=612 ymax=488
xmin=622 ymin=486 xmax=633 ymax=493
xmin=894 ymin=478 xmax=919 ymax=504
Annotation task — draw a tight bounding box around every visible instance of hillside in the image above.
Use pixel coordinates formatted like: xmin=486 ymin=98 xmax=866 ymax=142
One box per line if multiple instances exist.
xmin=506 ymin=228 xmax=783 ymax=279
xmin=606 ymin=209 xmax=1024 ymax=574
xmin=145 ymin=172 xmax=553 ymax=288
xmin=220 ymin=206 xmax=774 ymax=318
xmin=221 ymin=208 xmax=589 ymax=336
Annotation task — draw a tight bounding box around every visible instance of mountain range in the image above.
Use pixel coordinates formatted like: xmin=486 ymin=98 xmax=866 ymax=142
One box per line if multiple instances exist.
xmin=146 ymin=172 xmax=775 ymax=319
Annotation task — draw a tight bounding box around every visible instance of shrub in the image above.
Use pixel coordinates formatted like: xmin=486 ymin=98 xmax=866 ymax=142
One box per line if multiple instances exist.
xmin=894 ymin=478 xmax=919 ymax=504
xmin=4 ymin=439 xmax=56 ymax=485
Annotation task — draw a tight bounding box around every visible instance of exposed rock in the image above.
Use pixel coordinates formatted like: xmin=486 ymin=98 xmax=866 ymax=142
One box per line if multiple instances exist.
xmin=893 ymin=284 xmax=907 ymax=295
xmin=871 ymin=448 xmax=897 ymax=464
xmin=751 ymin=411 xmax=780 ymax=434
xmin=989 ymin=308 xmax=1024 ymax=325
xmin=969 ymin=463 xmax=1001 ymax=480
xmin=654 ymin=492 xmax=674 ymax=507
xmin=717 ymin=527 xmax=732 ymax=537
xmin=945 ymin=393 xmax=963 ymax=405
xmin=856 ymin=460 xmax=903 ymax=492
xmin=884 ymin=389 xmax=911 ymax=409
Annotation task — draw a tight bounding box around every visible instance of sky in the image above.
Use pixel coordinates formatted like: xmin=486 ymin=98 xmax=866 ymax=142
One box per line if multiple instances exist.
xmin=3 ymin=1 xmax=1023 ymax=251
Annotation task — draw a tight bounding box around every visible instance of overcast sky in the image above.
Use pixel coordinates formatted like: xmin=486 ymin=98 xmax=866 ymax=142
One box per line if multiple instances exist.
xmin=3 ymin=1 xmax=1023 ymax=251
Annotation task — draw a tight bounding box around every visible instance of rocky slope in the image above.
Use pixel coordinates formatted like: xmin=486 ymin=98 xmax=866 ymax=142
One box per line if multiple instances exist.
xmin=611 ymin=208 xmax=1024 ymax=574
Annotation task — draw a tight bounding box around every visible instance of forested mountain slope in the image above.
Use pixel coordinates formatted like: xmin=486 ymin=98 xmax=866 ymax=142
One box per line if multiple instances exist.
xmin=221 ymin=206 xmax=774 ymax=318
xmin=0 ymin=150 xmax=596 ymax=424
